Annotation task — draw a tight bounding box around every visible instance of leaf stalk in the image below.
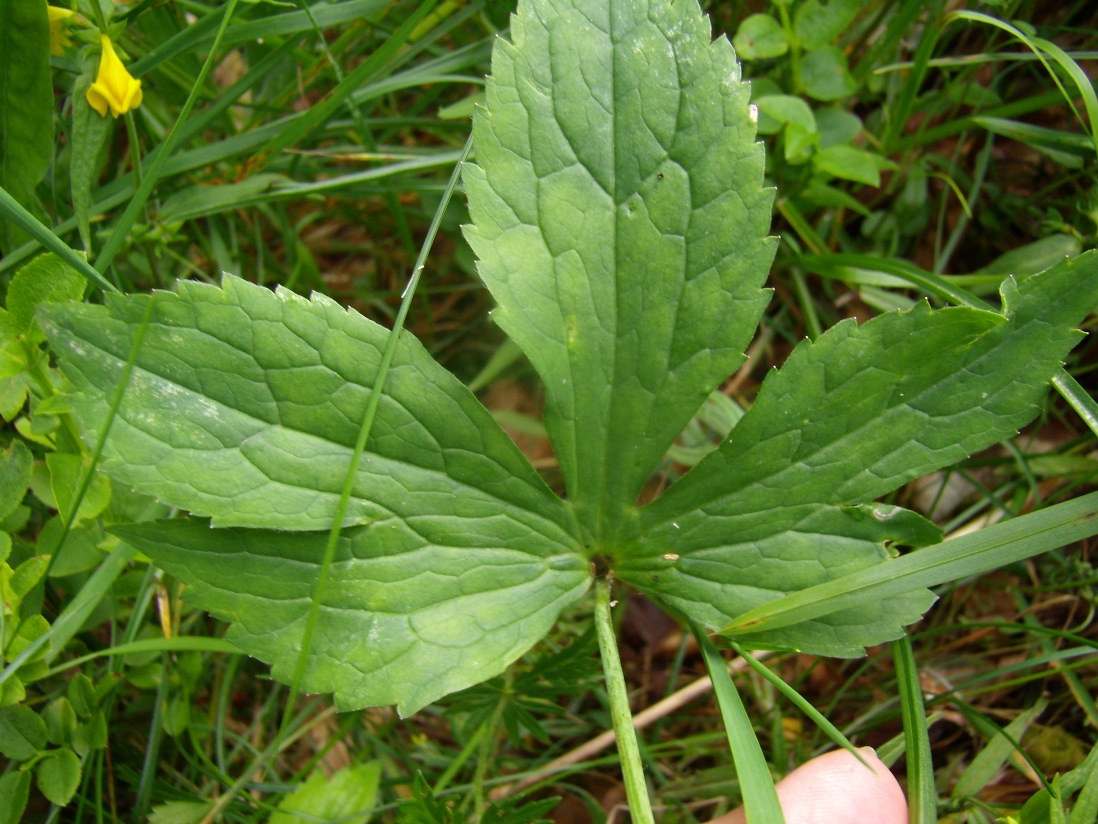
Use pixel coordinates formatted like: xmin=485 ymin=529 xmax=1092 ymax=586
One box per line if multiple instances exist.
xmin=594 ymin=577 xmax=655 ymax=824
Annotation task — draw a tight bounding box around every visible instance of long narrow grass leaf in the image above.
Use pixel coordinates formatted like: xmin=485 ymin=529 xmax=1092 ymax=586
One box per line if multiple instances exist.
xmin=0 ymin=186 xmax=116 ymax=293
xmin=0 ymin=545 xmax=136 ymax=687
xmin=948 ymin=11 xmax=1096 ymax=158
xmin=1067 ymin=742 xmax=1098 ymax=824
xmin=694 ymin=625 xmax=784 ymax=824
xmin=952 ymin=699 xmax=1045 ymax=799
xmin=261 ymin=2 xmax=441 ymax=160
xmin=796 ymin=252 xmax=989 ymax=309
xmin=893 ymin=637 xmax=937 ymax=824
xmin=728 ymin=643 xmax=869 ymax=767
xmin=46 ymin=637 xmax=240 ymax=677
xmin=721 ymin=491 xmax=1098 ymax=637
xmin=129 ymin=0 xmax=390 ymax=75
xmin=882 ymin=0 xmax=945 ymax=152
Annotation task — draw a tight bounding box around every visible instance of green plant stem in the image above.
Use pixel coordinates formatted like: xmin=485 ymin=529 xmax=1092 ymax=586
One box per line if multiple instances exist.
xmin=594 ymin=577 xmax=655 ymax=824
xmin=728 ymin=642 xmax=868 ymax=767
xmin=279 ymin=133 xmax=475 ymax=737
xmin=40 ymin=298 xmax=156 ymax=584
xmin=695 ymin=627 xmax=783 ymax=823
xmin=124 ymin=112 xmax=143 ymax=190
xmin=471 ymin=675 xmax=509 ymax=816
xmin=1053 ymin=371 xmax=1098 ymax=439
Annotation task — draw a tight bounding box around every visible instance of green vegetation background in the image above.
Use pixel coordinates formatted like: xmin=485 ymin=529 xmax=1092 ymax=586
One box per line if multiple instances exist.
xmin=0 ymin=1 xmax=1096 ymax=822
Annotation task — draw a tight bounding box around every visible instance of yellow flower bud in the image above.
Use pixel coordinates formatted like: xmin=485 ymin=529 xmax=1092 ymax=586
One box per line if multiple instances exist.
xmin=47 ymin=7 xmax=76 ymax=56
xmin=86 ymin=34 xmax=142 ymax=118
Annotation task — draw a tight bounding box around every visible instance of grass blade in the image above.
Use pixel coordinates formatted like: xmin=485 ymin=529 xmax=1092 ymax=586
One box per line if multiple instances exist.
xmin=721 ymin=490 xmax=1098 ymax=637
xmin=0 ymin=186 xmax=116 ymax=293
xmin=728 ymin=643 xmax=870 ymax=768
xmin=893 ymin=637 xmax=937 ymax=824
xmin=947 ymin=11 xmax=1097 ymax=159
xmin=280 ymin=134 xmax=474 ymax=733
xmin=694 ymin=625 xmax=784 ymax=824
xmin=93 ymin=0 xmax=242 ymax=275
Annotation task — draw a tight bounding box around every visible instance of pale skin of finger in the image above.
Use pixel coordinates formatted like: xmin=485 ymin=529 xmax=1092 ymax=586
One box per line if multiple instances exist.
xmin=711 ymin=748 xmax=908 ymax=824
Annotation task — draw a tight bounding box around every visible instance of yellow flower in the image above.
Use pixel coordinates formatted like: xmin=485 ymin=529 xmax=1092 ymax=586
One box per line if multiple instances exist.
xmin=86 ymin=34 xmax=142 ymax=118
xmin=47 ymin=7 xmax=76 ymax=56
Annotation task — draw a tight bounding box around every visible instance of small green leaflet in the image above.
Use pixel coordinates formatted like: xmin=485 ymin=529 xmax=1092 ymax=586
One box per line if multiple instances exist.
xmin=39 ymin=0 xmax=1098 ymax=714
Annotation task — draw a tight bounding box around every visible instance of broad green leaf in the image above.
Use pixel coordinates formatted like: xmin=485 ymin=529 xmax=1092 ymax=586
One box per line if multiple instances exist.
xmin=47 ymin=453 xmax=112 ymax=525
xmin=35 ymin=0 xmax=1098 ymax=728
xmin=813 ymin=144 xmax=887 ymax=187
xmin=43 ymin=275 xmax=589 ymax=713
xmin=463 ymin=0 xmax=775 ymax=539
xmin=270 ymin=762 xmax=380 ymax=824
xmin=34 ymin=746 xmax=80 ymax=806
xmin=72 ymin=709 xmax=107 ymax=756
xmin=114 ymin=518 xmax=588 ymax=715
xmin=10 ymin=555 xmax=48 ymax=600
xmin=0 ymin=770 xmax=31 ymax=823
xmin=66 ymin=674 xmax=97 ymax=719
xmin=815 ymin=108 xmax=862 ymax=148
xmin=793 ymin=0 xmax=861 ymax=51
xmin=147 ymin=800 xmax=216 ymax=824
xmin=0 ymin=440 xmax=32 ymax=521
xmin=42 ymin=697 xmax=76 ymax=747
xmin=733 ymin=14 xmax=788 ymax=60
xmin=618 ymin=252 xmax=1098 ymax=655
xmin=40 ymin=276 xmax=577 ymax=536
xmin=41 ymin=518 xmax=105 ymax=578
xmin=6 ymin=254 xmax=87 ymax=338
xmin=800 ymin=46 xmax=857 ymax=102
xmin=976 ymin=234 xmax=1082 ymax=277
xmin=0 ymin=0 xmax=52 ymax=254
xmin=0 ymin=704 xmax=47 ymax=760
xmin=753 ymin=94 xmax=817 ymax=136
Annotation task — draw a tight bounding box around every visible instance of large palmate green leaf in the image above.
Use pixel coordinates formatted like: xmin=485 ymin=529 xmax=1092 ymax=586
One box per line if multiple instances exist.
xmin=463 ymin=0 xmax=775 ymax=540
xmin=617 ymin=252 xmax=1098 ymax=654
xmin=38 ymin=0 xmax=1098 ymax=717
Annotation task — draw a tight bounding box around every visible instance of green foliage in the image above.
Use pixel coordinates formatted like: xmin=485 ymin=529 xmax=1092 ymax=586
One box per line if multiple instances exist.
xmin=270 ymin=762 xmax=381 ymax=824
xmin=0 ymin=0 xmax=1095 ymax=821
xmin=399 ymin=773 xmax=558 ymax=824
xmin=40 ymin=0 xmax=1098 ymax=730
xmin=0 ymin=0 xmax=52 ymax=254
